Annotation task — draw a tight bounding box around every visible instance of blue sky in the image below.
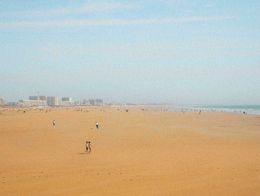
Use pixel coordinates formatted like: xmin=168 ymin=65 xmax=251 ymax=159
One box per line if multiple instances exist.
xmin=0 ymin=0 xmax=260 ymax=104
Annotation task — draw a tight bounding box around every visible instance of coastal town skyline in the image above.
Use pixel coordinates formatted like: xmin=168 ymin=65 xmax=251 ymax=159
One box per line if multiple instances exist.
xmin=0 ymin=94 xmax=104 ymax=106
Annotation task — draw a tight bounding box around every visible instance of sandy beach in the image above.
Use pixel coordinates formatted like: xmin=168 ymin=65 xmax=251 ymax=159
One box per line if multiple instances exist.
xmin=0 ymin=107 xmax=260 ymax=195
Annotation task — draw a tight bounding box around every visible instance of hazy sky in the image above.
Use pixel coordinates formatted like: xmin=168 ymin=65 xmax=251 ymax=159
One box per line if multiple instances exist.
xmin=0 ymin=0 xmax=260 ymax=104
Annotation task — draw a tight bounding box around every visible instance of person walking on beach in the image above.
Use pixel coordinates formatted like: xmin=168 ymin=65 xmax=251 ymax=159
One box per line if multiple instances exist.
xmin=52 ymin=120 xmax=56 ymax=127
xmin=85 ymin=141 xmax=91 ymax=152
xmin=96 ymin=122 xmax=99 ymax=129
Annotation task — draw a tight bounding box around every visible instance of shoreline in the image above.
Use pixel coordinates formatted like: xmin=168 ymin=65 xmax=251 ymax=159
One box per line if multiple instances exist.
xmin=1 ymin=104 xmax=260 ymax=116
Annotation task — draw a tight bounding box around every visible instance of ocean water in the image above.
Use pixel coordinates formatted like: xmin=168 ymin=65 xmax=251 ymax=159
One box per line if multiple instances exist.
xmin=164 ymin=105 xmax=260 ymax=116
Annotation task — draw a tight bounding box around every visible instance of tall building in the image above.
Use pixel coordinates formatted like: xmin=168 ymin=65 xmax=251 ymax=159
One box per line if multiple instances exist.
xmin=47 ymin=96 xmax=59 ymax=106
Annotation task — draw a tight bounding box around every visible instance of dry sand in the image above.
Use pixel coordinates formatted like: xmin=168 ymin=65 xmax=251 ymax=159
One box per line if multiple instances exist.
xmin=0 ymin=107 xmax=260 ymax=195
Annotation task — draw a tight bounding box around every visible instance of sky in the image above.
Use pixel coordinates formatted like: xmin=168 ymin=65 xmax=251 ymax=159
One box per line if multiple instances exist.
xmin=0 ymin=0 xmax=260 ymax=104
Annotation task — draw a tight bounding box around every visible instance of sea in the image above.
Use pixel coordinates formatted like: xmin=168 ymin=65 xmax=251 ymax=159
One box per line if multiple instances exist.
xmin=157 ymin=105 xmax=260 ymax=116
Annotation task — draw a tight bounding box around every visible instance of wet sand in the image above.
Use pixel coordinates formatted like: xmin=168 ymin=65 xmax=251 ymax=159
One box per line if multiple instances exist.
xmin=0 ymin=107 xmax=260 ymax=195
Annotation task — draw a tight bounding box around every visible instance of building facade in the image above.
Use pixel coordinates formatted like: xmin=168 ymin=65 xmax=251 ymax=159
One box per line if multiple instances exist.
xmin=61 ymin=97 xmax=73 ymax=106
xmin=47 ymin=96 xmax=59 ymax=106
xmin=18 ymin=99 xmax=47 ymax=107
xmin=89 ymin=99 xmax=103 ymax=106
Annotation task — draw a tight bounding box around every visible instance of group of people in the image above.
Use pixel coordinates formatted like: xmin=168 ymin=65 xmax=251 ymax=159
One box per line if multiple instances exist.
xmin=51 ymin=120 xmax=99 ymax=153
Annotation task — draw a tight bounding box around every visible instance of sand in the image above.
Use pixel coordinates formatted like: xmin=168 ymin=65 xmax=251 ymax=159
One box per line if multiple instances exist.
xmin=0 ymin=107 xmax=260 ymax=195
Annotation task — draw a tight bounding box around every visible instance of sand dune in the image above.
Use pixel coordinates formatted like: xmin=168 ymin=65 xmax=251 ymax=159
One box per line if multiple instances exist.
xmin=0 ymin=107 xmax=260 ymax=195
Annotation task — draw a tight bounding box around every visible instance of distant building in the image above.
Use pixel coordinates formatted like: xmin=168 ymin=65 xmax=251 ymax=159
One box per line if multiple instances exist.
xmin=18 ymin=95 xmax=48 ymax=107
xmin=89 ymin=99 xmax=103 ymax=106
xmin=39 ymin=96 xmax=47 ymax=101
xmin=61 ymin=97 xmax=73 ymax=106
xmin=74 ymin=100 xmax=81 ymax=106
xmin=29 ymin=95 xmax=47 ymax=101
xmin=18 ymin=99 xmax=47 ymax=107
xmin=47 ymin=96 xmax=59 ymax=106
xmin=95 ymin=99 xmax=103 ymax=106
xmin=61 ymin=97 xmax=72 ymax=102
xmin=89 ymin=99 xmax=95 ymax=106
xmin=29 ymin=96 xmax=38 ymax=100
xmin=82 ymin=99 xmax=89 ymax=105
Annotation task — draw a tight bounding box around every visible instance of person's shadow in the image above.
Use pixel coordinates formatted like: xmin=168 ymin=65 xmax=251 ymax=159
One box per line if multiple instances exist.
xmin=79 ymin=151 xmax=91 ymax=155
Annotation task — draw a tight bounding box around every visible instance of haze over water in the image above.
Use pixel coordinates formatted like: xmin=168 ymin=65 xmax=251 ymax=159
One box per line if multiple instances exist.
xmin=183 ymin=105 xmax=260 ymax=115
